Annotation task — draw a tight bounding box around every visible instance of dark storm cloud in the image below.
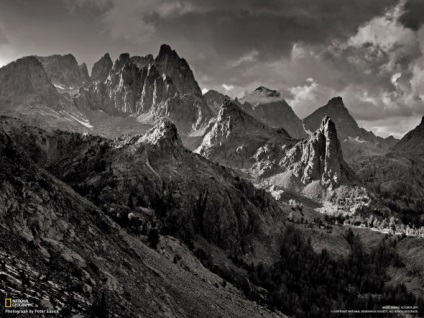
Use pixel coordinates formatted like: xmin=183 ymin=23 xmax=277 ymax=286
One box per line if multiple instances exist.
xmin=80 ymin=0 xmax=398 ymax=62
xmin=1 ymin=0 xmax=423 ymax=137
xmin=399 ymin=0 xmax=424 ymax=30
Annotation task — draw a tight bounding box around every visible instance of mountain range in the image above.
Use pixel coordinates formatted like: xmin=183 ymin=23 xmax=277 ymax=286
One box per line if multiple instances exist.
xmin=1 ymin=44 xmax=423 ymax=317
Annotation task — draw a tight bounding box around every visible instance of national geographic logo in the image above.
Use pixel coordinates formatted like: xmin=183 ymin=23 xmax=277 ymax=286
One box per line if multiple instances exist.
xmin=4 ymin=298 xmax=12 ymax=308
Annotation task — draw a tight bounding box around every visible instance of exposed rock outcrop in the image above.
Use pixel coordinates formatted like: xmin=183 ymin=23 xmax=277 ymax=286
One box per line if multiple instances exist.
xmin=391 ymin=116 xmax=424 ymax=155
xmin=2 ymin=116 xmax=286 ymax=258
xmin=196 ymin=99 xmax=292 ymax=170
xmin=303 ymin=97 xmax=398 ymax=162
xmin=37 ymin=54 xmax=84 ymax=87
xmin=0 ymin=56 xmax=92 ymax=132
xmin=78 ymin=62 xmax=90 ymax=83
xmin=0 ymin=56 xmax=61 ymax=110
xmin=91 ymin=53 xmax=113 ymax=83
xmin=0 ymin=117 xmax=285 ymax=318
xmin=239 ymin=87 xmax=307 ymax=139
xmin=279 ymin=116 xmax=357 ymax=189
xmin=78 ymin=46 xmax=213 ymax=133
xmin=154 ymin=44 xmax=203 ymax=97
xmin=204 ymin=89 xmax=230 ymax=115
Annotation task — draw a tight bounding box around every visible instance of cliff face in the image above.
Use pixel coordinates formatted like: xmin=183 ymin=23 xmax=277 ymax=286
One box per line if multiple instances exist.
xmin=0 ymin=56 xmax=92 ymax=132
xmin=0 ymin=56 xmax=60 ymax=110
xmin=37 ymin=54 xmax=86 ymax=88
xmin=239 ymin=87 xmax=307 ymax=139
xmin=204 ymin=89 xmax=230 ymax=115
xmin=154 ymin=44 xmax=203 ymax=97
xmin=303 ymin=97 xmax=398 ymax=162
xmin=279 ymin=116 xmax=357 ymax=189
xmin=77 ymin=46 xmax=213 ymax=134
xmin=78 ymin=62 xmax=90 ymax=83
xmin=91 ymin=53 xmax=113 ymax=83
xmin=196 ymin=100 xmax=293 ymax=170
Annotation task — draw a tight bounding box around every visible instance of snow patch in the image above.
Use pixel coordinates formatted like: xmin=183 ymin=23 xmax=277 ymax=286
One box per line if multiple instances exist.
xmin=348 ymin=136 xmax=367 ymax=143
xmin=303 ymin=122 xmax=312 ymax=135
xmin=53 ymin=83 xmax=67 ymax=90
xmin=67 ymin=114 xmax=93 ymax=129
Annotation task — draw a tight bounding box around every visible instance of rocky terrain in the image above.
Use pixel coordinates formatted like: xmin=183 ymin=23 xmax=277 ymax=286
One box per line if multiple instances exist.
xmin=37 ymin=54 xmax=88 ymax=89
xmin=196 ymin=99 xmax=293 ymax=171
xmin=0 ymin=56 xmax=91 ymax=133
xmin=0 ymin=45 xmax=214 ymax=141
xmin=351 ymin=117 xmax=424 ymax=226
xmin=1 ymin=44 xmax=424 ymax=317
xmin=0 ymin=116 xmax=289 ymax=317
xmin=303 ymin=97 xmax=398 ymax=163
xmin=76 ymin=45 xmax=213 ymax=135
xmin=204 ymin=89 xmax=230 ymax=115
xmin=196 ymin=101 xmax=366 ymax=212
xmin=238 ymin=87 xmax=307 ymax=139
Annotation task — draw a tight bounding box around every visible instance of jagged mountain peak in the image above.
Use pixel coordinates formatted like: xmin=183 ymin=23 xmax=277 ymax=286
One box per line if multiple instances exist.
xmin=36 ymin=53 xmax=84 ymax=87
xmin=238 ymin=87 xmax=307 ymax=139
xmin=136 ymin=119 xmax=184 ymax=158
xmin=217 ymin=99 xmax=274 ymax=133
xmin=144 ymin=119 xmax=181 ymax=144
xmin=203 ymin=90 xmax=231 ymax=115
xmin=118 ymin=52 xmax=131 ymax=63
xmin=304 ymin=97 xmax=361 ymax=140
xmin=91 ymin=52 xmax=113 ymax=82
xmin=78 ymin=63 xmax=90 ymax=83
xmin=0 ymin=55 xmax=56 ymax=101
xmin=327 ymin=96 xmax=345 ymax=107
xmin=157 ymin=44 xmax=177 ymax=57
xmin=253 ymin=86 xmax=281 ymax=98
xmin=320 ymin=116 xmax=337 ymax=136
xmin=131 ymin=54 xmax=154 ymax=69
xmin=391 ymin=115 xmax=424 ymax=154
xmin=277 ymin=115 xmax=357 ymax=194
xmin=303 ymin=97 xmax=398 ymax=162
xmin=154 ymin=44 xmax=202 ymax=97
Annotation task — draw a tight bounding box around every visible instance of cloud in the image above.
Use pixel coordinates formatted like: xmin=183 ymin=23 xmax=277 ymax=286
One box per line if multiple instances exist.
xmin=0 ymin=24 xmax=9 ymax=45
xmin=222 ymin=84 xmax=234 ymax=91
xmin=399 ymin=0 xmax=424 ymax=30
xmin=230 ymin=50 xmax=259 ymax=67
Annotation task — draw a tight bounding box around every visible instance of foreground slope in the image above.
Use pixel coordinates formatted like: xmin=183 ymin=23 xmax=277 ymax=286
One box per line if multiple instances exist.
xmin=2 ymin=116 xmax=287 ymax=258
xmin=0 ymin=117 xmax=285 ymax=317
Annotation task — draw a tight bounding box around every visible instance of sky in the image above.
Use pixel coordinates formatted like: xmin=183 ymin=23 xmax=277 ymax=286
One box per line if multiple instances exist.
xmin=1 ymin=0 xmax=424 ymax=138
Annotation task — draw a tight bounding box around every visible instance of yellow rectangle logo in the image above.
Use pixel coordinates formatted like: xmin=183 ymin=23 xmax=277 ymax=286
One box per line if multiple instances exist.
xmin=5 ymin=298 xmax=12 ymax=308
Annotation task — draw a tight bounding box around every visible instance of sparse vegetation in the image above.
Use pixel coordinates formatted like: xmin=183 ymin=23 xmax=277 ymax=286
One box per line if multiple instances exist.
xmin=247 ymin=227 xmax=420 ymax=317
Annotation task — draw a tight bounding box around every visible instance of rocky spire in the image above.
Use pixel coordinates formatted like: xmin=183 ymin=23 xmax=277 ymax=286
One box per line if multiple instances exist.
xmin=154 ymin=44 xmax=202 ymax=97
xmin=131 ymin=54 xmax=154 ymax=69
xmin=91 ymin=53 xmax=113 ymax=82
xmin=79 ymin=63 xmax=90 ymax=83
xmin=281 ymin=116 xmax=357 ymax=188
xmin=137 ymin=119 xmax=183 ymax=159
